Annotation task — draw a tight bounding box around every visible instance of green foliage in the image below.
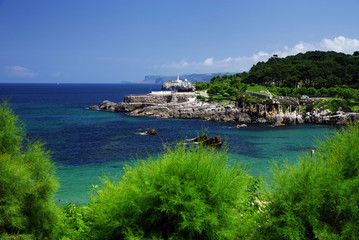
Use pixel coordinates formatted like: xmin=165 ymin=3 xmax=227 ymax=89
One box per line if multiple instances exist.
xmin=246 ymin=85 xmax=269 ymax=94
xmin=60 ymin=203 xmax=90 ymax=240
xmin=193 ymin=81 xmax=209 ymax=91
xmin=0 ymin=102 xmax=62 ymax=239
xmin=237 ymin=93 xmax=266 ymax=104
xmin=204 ymin=73 xmax=248 ymax=101
xmin=196 ymin=95 xmax=206 ymax=101
xmin=87 ymin=143 xmax=254 ymax=240
xmin=244 ymin=51 xmax=359 ymax=89
xmin=257 ymin=124 xmax=359 ymax=239
xmin=307 ymin=98 xmax=352 ymax=113
xmin=0 ymin=102 xmax=24 ymax=155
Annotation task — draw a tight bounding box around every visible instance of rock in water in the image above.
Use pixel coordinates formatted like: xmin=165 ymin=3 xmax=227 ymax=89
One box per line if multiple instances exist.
xmin=272 ymin=122 xmax=285 ymax=127
xmin=232 ymin=124 xmax=247 ymax=128
xmin=203 ymin=135 xmax=222 ymax=147
xmin=191 ymin=134 xmax=208 ymax=143
xmin=89 ymin=105 xmax=99 ymax=110
xmin=146 ymin=129 xmax=158 ymax=135
xmin=99 ymin=100 xmax=117 ymax=111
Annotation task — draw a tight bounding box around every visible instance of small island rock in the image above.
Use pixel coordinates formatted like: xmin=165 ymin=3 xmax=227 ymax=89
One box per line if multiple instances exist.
xmin=232 ymin=124 xmax=247 ymax=128
xmin=191 ymin=134 xmax=208 ymax=143
xmin=203 ymin=135 xmax=222 ymax=147
xmin=89 ymin=105 xmax=99 ymax=110
xmin=146 ymin=129 xmax=158 ymax=135
xmin=272 ymin=122 xmax=285 ymax=127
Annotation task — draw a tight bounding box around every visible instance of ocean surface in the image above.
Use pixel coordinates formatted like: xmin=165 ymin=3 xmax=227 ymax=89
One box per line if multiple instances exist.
xmin=0 ymin=83 xmax=338 ymax=204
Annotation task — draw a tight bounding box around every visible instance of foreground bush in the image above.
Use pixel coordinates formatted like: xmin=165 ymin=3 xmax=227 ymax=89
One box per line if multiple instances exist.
xmin=258 ymin=124 xmax=359 ymax=239
xmin=0 ymin=102 xmax=61 ymax=239
xmin=87 ymin=144 xmax=257 ymax=239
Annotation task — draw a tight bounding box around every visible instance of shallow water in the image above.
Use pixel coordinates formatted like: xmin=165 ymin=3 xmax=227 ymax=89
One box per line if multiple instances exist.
xmin=0 ymin=83 xmax=337 ymax=203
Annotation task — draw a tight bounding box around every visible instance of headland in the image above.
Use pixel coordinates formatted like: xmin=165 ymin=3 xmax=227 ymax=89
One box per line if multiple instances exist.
xmin=90 ymin=90 xmax=358 ymax=125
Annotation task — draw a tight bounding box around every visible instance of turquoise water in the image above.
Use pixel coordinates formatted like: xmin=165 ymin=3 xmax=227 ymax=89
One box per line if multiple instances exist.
xmin=0 ymin=84 xmax=337 ymax=204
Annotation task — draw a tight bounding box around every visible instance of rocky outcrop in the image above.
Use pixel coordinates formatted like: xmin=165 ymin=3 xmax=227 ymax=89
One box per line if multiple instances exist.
xmin=145 ymin=129 xmax=158 ymax=135
xmin=272 ymin=121 xmax=285 ymax=127
xmin=232 ymin=124 xmax=248 ymax=128
xmin=191 ymin=134 xmax=209 ymax=143
xmin=304 ymin=109 xmax=358 ymax=124
xmin=89 ymin=105 xmax=99 ymax=110
xmin=99 ymin=100 xmax=117 ymax=111
xmin=203 ymin=135 xmax=222 ymax=147
xmin=94 ymin=95 xmax=358 ymax=125
xmin=162 ymin=80 xmax=195 ymax=91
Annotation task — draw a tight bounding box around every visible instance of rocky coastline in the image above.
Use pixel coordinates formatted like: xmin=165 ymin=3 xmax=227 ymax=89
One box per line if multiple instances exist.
xmin=90 ymin=93 xmax=358 ymax=125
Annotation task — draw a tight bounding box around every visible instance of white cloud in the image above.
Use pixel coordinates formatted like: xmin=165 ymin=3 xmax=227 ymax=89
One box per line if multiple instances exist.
xmin=158 ymin=36 xmax=359 ymax=73
xmin=5 ymin=65 xmax=37 ymax=78
xmin=202 ymin=58 xmax=214 ymax=66
xmin=277 ymin=36 xmax=359 ymax=57
xmin=321 ymin=36 xmax=359 ymax=52
xmin=160 ymin=60 xmax=189 ymax=69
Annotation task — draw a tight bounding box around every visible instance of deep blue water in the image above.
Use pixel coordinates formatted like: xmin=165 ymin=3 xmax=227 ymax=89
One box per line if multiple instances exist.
xmin=0 ymin=83 xmax=337 ymax=203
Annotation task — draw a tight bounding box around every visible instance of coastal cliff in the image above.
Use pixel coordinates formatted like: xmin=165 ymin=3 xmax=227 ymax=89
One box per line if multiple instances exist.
xmin=93 ymin=93 xmax=358 ymax=125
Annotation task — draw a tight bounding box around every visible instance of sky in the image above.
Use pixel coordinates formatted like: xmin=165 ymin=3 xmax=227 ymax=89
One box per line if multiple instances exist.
xmin=1 ymin=0 xmax=359 ymax=83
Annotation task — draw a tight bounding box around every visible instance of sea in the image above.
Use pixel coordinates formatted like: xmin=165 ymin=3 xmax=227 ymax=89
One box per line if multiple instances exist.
xmin=0 ymin=83 xmax=338 ymax=204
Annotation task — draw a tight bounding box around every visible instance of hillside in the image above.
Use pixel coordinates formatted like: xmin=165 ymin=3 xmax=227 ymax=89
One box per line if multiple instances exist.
xmin=243 ymin=51 xmax=359 ymax=88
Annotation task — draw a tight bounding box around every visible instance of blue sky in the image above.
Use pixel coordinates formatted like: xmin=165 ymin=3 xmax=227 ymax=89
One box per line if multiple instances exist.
xmin=1 ymin=0 xmax=359 ymax=83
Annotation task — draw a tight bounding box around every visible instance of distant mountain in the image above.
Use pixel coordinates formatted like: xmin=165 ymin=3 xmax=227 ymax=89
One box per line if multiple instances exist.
xmin=143 ymin=73 xmax=233 ymax=84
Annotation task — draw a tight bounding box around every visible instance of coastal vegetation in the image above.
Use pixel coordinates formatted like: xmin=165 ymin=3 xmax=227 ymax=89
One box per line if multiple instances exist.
xmin=0 ymin=102 xmax=62 ymax=239
xmin=194 ymin=51 xmax=359 ymax=114
xmin=244 ymin=51 xmax=359 ymax=89
xmin=87 ymin=144 xmax=256 ymax=239
xmin=2 ymin=50 xmax=359 ymax=238
xmin=2 ymin=101 xmax=359 ymax=239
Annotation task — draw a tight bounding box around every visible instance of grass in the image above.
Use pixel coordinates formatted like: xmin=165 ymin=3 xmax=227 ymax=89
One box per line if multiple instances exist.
xmin=246 ymin=85 xmax=270 ymax=95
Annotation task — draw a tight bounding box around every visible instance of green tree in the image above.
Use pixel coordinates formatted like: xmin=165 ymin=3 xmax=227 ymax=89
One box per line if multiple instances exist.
xmin=257 ymin=124 xmax=359 ymax=239
xmin=87 ymin=143 xmax=256 ymax=240
xmin=0 ymin=102 xmax=61 ymax=239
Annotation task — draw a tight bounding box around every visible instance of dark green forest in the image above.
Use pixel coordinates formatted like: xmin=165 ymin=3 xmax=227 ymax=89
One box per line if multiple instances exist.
xmin=244 ymin=51 xmax=359 ymax=88
xmin=194 ymin=51 xmax=359 ymax=106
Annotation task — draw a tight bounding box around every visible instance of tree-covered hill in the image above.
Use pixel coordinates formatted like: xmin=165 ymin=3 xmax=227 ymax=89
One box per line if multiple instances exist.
xmin=243 ymin=51 xmax=359 ymax=89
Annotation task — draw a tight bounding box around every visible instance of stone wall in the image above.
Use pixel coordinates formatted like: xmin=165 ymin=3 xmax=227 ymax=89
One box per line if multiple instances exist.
xmin=245 ymin=91 xmax=271 ymax=99
xmin=123 ymin=94 xmax=196 ymax=104
xmin=274 ymin=96 xmax=299 ymax=105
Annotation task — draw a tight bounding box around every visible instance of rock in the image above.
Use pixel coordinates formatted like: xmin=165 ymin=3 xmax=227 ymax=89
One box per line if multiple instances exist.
xmin=236 ymin=113 xmax=252 ymax=122
xmin=203 ymin=135 xmax=222 ymax=147
xmin=320 ymin=109 xmax=332 ymax=116
xmin=99 ymin=100 xmax=117 ymax=111
xmin=191 ymin=134 xmax=208 ymax=142
xmin=146 ymin=129 xmax=158 ymax=135
xmin=162 ymin=79 xmax=195 ymax=91
xmin=257 ymin=117 xmax=267 ymax=123
xmin=272 ymin=121 xmax=285 ymax=127
xmin=93 ymin=95 xmax=358 ymax=125
xmin=89 ymin=105 xmax=99 ymax=110
xmin=232 ymin=124 xmax=247 ymax=128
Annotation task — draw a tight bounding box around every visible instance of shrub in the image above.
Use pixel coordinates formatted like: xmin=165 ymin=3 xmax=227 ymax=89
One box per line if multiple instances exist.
xmin=257 ymin=124 xmax=359 ymax=239
xmin=305 ymin=99 xmax=352 ymax=113
xmin=87 ymin=143 xmax=255 ymax=240
xmin=0 ymin=102 xmax=62 ymax=239
xmin=196 ymin=95 xmax=206 ymax=101
xmin=60 ymin=203 xmax=90 ymax=240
